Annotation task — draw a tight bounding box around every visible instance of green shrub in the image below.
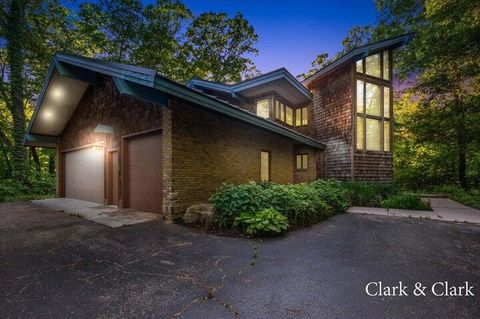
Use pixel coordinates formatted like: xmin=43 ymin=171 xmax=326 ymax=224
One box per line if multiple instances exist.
xmin=310 ymin=180 xmax=351 ymax=213
xmin=233 ymin=208 xmax=289 ymax=237
xmin=343 ymin=182 xmax=397 ymax=206
xmin=0 ymin=176 xmax=56 ymax=202
xmin=210 ymin=182 xmax=335 ymax=228
xmin=432 ymin=185 xmax=480 ymax=209
xmin=381 ymin=194 xmax=431 ymax=210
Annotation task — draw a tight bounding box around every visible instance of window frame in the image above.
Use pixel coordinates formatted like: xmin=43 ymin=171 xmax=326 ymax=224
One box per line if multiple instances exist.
xmin=295 ymin=106 xmax=308 ymax=127
xmin=273 ymin=97 xmax=294 ymax=127
xmin=354 ymin=52 xmax=393 ymax=153
xmin=295 ymin=153 xmax=308 ymax=171
xmin=255 ymin=97 xmax=272 ymax=119
xmin=260 ymin=150 xmax=271 ymax=181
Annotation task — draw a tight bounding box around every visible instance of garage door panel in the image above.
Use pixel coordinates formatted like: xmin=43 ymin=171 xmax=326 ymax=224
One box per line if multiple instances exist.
xmin=126 ymin=131 xmax=163 ymax=213
xmin=65 ymin=147 xmax=104 ymax=203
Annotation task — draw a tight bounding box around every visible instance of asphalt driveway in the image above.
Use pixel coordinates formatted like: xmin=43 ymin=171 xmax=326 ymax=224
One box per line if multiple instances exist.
xmin=1 ymin=202 xmax=479 ymax=318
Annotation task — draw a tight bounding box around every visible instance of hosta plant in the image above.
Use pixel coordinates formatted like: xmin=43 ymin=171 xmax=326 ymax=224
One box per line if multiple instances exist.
xmin=233 ymin=208 xmax=289 ymax=237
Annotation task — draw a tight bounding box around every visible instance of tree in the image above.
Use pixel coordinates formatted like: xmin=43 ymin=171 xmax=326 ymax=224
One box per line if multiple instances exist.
xmin=341 ymin=0 xmax=480 ymax=188
xmin=297 ymin=53 xmax=330 ymax=81
xmin=184 ymin=12 xmax=259 ymax=83
xmin=2 ymin=0 xmax=28 ymax=183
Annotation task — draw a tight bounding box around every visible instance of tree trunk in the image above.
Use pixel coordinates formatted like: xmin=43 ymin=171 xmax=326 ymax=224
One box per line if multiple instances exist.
xmin=6 ymin=0 xmax=28 ymax=183
xmin=30 ymin=147 xmax=41 ymax=172
xmin=48 ymin=153 xmax=55 ymax=175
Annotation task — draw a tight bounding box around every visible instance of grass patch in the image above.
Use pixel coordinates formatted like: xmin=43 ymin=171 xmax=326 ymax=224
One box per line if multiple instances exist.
xmin=380 ymin=193 xmax=431 ymax=211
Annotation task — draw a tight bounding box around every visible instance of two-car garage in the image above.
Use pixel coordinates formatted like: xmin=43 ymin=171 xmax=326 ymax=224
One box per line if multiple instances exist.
xmin=62 ymin=130 xmax=163 ymax=213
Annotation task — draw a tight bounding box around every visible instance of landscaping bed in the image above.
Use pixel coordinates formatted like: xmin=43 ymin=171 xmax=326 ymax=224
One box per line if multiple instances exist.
xmin=182 ymin=180 xmax=432 ymax=238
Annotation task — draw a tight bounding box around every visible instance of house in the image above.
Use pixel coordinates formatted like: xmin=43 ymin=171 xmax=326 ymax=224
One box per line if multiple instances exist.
xmin=24 ymin=34 xmax=411 ymax=220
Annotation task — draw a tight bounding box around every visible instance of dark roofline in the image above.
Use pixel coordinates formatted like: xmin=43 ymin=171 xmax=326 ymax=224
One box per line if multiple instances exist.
xmin=187 ymin=67 xmax=312 ymax=100
xmin=302 ymin=34 xmax=413 ymax=86
xmin=25 ymin=53 xmax=324 ymax=149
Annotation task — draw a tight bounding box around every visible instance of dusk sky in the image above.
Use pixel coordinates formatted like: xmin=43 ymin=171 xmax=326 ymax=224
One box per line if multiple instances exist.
xmin=64 ymin=0 xmax=379 ymax=76
xmin=179 ymin=0 xmax=378 ymax=76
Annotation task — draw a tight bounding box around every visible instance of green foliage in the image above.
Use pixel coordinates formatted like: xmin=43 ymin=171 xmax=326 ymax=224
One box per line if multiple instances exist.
xmin=233 ymin=208 xmax=289 ymax=237
xmin=381 ymin=194 xmax=431 ymax=211
xmin=0 ymin=175 xmax=55 ymax=202
xmin=432 ymin=185 xmax=480 ymax=210
xmin=342 ymin=182 xmax=397 ymax=207
xmin=210 ymin=181 xmax=346 ymax=229
xmin=340 ymin=0 xmax=480 ymax=188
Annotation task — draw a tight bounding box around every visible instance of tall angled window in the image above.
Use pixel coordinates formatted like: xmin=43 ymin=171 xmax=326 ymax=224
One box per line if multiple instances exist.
xmin=256 ymin=98 xmax=270 ymax=119
xmin=356 ymin=76 xmax=392 ymax=152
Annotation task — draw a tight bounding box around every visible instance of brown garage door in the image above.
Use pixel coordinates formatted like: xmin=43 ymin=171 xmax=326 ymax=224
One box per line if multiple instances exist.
xmin=65 ymin=147 xmax=104 ymax=203
xmin=125 ymin=131 xmax=163 ymax=213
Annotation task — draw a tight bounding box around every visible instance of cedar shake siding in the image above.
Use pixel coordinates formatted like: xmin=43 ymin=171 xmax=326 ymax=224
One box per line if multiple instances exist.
xmin=311 ymin=64 xmax=353 ymax=180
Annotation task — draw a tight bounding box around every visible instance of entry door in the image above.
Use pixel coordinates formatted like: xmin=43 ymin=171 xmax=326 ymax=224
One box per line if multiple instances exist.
xmin=107 ymin=150 xmax=119 ymax=206
xmin=65 ymin=147 xmax=104 ymax=203
xmin=125 ymin=131 xmax=163 ymax=213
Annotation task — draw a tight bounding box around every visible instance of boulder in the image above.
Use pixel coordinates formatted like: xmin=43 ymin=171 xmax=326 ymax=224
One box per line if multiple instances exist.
xmin=183 ymin=204 xmax=214 ymax=227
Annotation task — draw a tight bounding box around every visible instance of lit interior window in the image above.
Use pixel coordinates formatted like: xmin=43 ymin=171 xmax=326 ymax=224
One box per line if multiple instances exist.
xmin=260 ymin=151 xmax=270 ymax=181
xmin=256 ymin=99 xmax=270 ymax=119
xmin=365 ymin=53 xmax=381 ymax=78
xmin=383 ymin=51 xmax=390 ymax=80
xmin=295 ymin=154 xmax=308 ymax=170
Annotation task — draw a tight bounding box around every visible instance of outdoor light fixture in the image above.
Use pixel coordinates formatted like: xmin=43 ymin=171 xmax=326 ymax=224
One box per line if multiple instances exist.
xmin=50 ymin=87 xmax=63 ymax=100
xmin=94 ymin=124 xmax=114 ymax=134
xmin=92 ymin=142 xmax=104 ymax=151
xmin=43 ymin=109 xmax=53 ymax=120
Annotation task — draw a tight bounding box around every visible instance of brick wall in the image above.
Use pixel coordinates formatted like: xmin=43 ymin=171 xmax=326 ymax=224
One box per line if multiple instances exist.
xmin=169 ymin=98 xmax=295 ymax=213
xmin=311 ymin=64 xmax=353 ymax=180
xmin=293 ymin=145 xmax=318 ymax=183
xmin=59 ymin=76 xmax=165 ymax=205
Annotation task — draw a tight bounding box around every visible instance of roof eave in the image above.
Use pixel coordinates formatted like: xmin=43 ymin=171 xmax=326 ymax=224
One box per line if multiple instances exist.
xmin=302 ymin=34 xmax=413 ymax=87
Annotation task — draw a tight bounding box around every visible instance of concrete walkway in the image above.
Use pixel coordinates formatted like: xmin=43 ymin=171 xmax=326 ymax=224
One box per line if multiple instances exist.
xmin=349 ymin=197 xmax=480 ymax=225
xmin=32 ymin=198 xmax=160 ymax=228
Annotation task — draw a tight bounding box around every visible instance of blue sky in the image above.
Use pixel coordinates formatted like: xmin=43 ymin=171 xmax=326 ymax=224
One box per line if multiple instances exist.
xmin=180 ymin=1 xmax=378 ymax=76
xmin=64 ymin=0 xmax=378 ymax=76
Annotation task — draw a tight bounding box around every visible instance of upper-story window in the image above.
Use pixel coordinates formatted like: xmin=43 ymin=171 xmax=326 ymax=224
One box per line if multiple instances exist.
xmin=355 ymin=50 xmax=392 ymax=152
xmin=295 ymin=107 xmax=308 ymax=126
xmin=356 ymin=50 xmax=390 ymax=81
xmin=356 ymin=79 xmax=391 ymax=152
xmin=256 ymin=98 xmax=270 ymax=119
xmin=275 ymin=99 xmax=293 ymax=126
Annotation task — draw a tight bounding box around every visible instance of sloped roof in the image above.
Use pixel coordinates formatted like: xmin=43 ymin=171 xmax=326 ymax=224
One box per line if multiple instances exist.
xmin=25 ymin=53 xmax=325 ymax=149
xmin=302 ymin=34 xmax=413 ymax=87
xmin=187 ymin=68 xmax=312 ymax=105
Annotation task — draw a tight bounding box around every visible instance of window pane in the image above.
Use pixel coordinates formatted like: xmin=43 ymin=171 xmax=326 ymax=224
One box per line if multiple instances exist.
xmin=302 ymin=107 xmax=308 ymax=125
xmin=365 ymin=82 xmax=381 ymax=116
xmin=302 ymin=154 xmax=308 ymax=169
xmin=366 ymin=118 xmax=381 ymax=151
xmin=261 ymin=151 xmax=270 ymax=181
xmin=356 ymin=116 xmax=364 ymax=150
xmin=295 ymin=108 xmax=301 ymax=126
xmin=383 ymin=51 xmax=390 ymax=80
xmin=356 ymin=59 xmax=363 ymax=73
xmin=384 ymin=87 xmax=390 ymax=118
xmin=275 ymin=101 xmax=281 ymax=120
xmin=296 ymin=155 xmax=302 ymax=170
xmin=356 ymin=80 xmax=364 ymax=113
xmin=256 ymin=99 xmax=270 ymax=119
xmin=280 ymin=103 xmax=285 ymax=121
xmin=384 ymin=121 xmax=391 ymax=152
xmin=365 ymin=53 xmax=381 ymax=78
xmin=286 ymin=107 xmax=293 ymax=125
